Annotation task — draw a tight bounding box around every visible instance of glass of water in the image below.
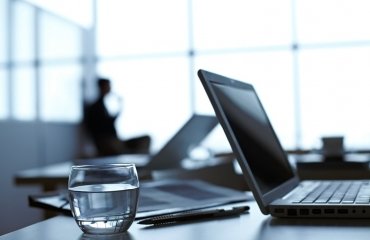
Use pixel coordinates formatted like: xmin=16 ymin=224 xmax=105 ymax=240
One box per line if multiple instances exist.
xmin=68 ymin=164 xmax=139 ymax=235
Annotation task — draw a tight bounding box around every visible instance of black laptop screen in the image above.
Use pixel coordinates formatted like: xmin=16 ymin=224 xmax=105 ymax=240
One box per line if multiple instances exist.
xmin=211 ymin=82 xmax=294 ymax=194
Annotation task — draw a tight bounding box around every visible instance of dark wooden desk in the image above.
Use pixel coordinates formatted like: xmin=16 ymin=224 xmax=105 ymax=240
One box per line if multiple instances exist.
xmin=2 ymin=201 xmax=370 ymax=240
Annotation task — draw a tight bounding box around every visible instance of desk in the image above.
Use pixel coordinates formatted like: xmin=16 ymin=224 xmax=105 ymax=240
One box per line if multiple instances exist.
xmin=15 ymin=162 xmax=72 ymax=191
xmin=15 ymin=154 xmax=370 ymax=193
xmin=2 ymin=202 xmax=370 ymax=240
xmin=14 ymin=155 xmax=152 ymax=192
xmin=14 ymin=154 xmax=241 ymax=192
xmin=292 ymin=153 xmax=370 ymax=180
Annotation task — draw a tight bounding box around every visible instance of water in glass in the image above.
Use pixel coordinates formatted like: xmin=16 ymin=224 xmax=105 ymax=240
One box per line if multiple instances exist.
xmin=69 ymin=183 xmax=139 ymax=235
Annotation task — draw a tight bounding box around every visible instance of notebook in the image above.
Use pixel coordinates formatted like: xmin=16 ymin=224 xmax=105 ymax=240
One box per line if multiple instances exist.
xmin=76 ymin=114 xmax=218 ymax=171
xmin=29 ymin=179 xmax=250 ymax=219
xmin=198 ymin=69 xmax=370 ymax=218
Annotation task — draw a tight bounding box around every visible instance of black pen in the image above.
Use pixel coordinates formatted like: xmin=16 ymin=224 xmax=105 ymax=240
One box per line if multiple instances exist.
xmin=137 ymin=205 xmax=249 ymax=225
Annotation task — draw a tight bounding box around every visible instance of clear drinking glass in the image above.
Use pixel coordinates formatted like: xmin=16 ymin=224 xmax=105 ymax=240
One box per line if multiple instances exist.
xmin=68 ymin=164 xmax=139 ymax=235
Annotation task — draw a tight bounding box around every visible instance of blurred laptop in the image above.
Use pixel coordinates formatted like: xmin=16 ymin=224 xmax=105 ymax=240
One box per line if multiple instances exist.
xmin=76 ymin=114 xmax=218 ymax=171
xmin=198 ymin=69 xmax=370 ymax=218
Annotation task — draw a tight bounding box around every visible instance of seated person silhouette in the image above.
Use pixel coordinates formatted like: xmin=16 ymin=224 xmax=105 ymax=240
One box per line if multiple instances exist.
xmin=83 ymin=78 xmax=151 ymax=156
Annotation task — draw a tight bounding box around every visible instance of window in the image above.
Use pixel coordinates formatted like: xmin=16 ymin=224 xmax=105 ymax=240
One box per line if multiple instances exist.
xmin=96 ymin=0 xmax=370 ymax=150
xmin=24 ymin=0 xmax=93 ymax=28
xmin=39 ymin=12 xmax=83 ymax=60
xmin=296 ymin=0 xmax=370 ymax=148
xmin=4 ymin=0 xmax=370 ymax=150
xmin=296 ymin=0 xmax=370 ymax=44
xmin=97 ymin=0 xmax=189 ymax=57
xmin=12 ymin=66 xmax=36 ymax=120
xmin=0 ymin=0 xmax=7 ymax=63
xmin=13 ymin=1 xmax=35 ymax=62
xmin=0 ymin=69 xmax=8 ymax=119
xmin=96 ymin=0 xmax=193 ymax=150
xmin=39 ymin=64 xmax=82 ymax=122
xmin=299 ymin=46 xmax=370 ymax=148
xmin=2 ymin=1 xmax=85 ymax=122
xmin=97 ymin=57 xmax=191 ymax=150
xmin=192 ymin=0 xmax=292 ymax=50
xmin=0 ymin=0 xmax=8 ymax=120
xmin=38 ymin=11 xmax=84 ymax=122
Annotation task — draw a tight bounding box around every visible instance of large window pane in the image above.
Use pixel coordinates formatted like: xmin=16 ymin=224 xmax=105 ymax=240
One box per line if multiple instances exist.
xmin=194 ymin=50 xmax=295 ymax=148
xmin=25 ymin=0 xmax=93 ymax=28
xmin=40 ymin=64 xmax=83 ymax=122
xmin=12 ymin=66 xmax=36 ymax=120
xmin=0 ymin=0 xmax=7 ymax=63
xmin=297 ymin=0 xmax=370 ymax=44
xmin=97 ymin=0 xmax=189 ymax=56
xmin=299 ymin=47 xmax=370 ymax=148
xmin=39 ymin=12 xmax=83 ymax=60
xmin=97 ymin=57 xmax=191 ymax=151
xmin=192 ymin=0 xmax=292 ymax=51
xmin=0 ymin=68 xmax=8 ymax=119
xmin=13 ymin=1 xmax=35 ymax=62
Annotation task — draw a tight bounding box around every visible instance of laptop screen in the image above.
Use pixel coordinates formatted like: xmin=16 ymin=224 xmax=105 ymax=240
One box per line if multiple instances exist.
xmin=208 ymin=80 xmax=294 ymax=195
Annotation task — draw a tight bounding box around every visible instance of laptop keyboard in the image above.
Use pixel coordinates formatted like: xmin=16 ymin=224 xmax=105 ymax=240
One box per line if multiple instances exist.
xmin=289 ymin=181 xmax=370 ymax=204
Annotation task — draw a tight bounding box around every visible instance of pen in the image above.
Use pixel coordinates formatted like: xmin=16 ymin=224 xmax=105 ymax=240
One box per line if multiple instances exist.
xmin=137 ymin=205 xmax=250 ymax=225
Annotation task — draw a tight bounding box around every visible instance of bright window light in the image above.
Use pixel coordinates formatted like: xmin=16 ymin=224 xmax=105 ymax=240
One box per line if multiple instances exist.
xmin=97 ymin=56 xmax=191 ymax=151
xmin=12 ymin=66 xmax=36 ymax=120
xmin=24 ymin=0 xmax=93 ymax=28
xmin=0 ymin=0 xmax=7 ymax=63
xmin=6 ymin=0 xmax=370 ymax=150
xmin=13 ymin=1 xmax=35 ymax=62
xmin=40 ymin=12 xmax=83 ymax=60
xmin=299 ymin=46 xmax=370 ymax=148
xmin=97 ymin=0 xmax=189 ymax=56
xmin=297 ymin=0 xmax=370 ymax=44
xmin=192 ymin=0 xmax=292 ymax=50
xmin=0 ymin=69 xmax=8 ymax=119
xmin=39 ymin=64 xmax=83 ymax=122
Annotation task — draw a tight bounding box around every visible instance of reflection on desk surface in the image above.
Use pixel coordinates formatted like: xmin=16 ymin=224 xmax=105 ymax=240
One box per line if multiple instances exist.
xmin=78 ymin=231 xmax=134 ymax=240
xmin=268 ymin=216 xmax=370 ymax=227
xmin=257 ymin=215 xmax=370 ymax=240
xmin=4 ymin=201 xmax=370 ymax=240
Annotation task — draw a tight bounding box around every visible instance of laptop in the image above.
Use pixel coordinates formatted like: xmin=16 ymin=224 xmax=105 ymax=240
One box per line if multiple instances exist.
xmin=198 ymin=69 xmax=370 ymax=218
xmin=76 ymin=114 xmax=218 ymax=171
xmin=146 ymin=113 xmax=218 ymax=170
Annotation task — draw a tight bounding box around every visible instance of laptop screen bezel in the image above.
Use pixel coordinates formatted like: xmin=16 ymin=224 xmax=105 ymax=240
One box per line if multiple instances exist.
xmin=197 ymin=69 xmax=300 ymax=214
